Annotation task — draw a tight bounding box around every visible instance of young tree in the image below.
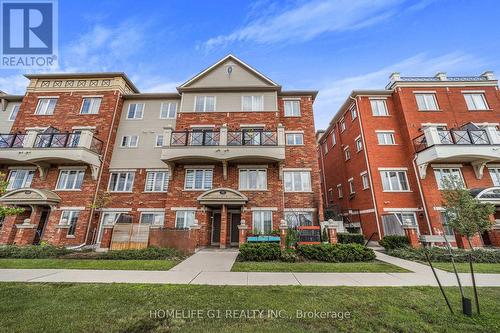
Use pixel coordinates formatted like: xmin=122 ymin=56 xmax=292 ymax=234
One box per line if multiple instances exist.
xmin=441 ymin=177 xmax=495 ymax=249
xmin=0 ymin=173 xmax=24 ymax=219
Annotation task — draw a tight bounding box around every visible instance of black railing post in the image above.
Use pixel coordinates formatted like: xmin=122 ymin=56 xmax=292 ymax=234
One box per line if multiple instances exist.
xmin=63 ymin=132 xmax=70 ymax=147
xmin=467 ymin=129 xmax=474 ymax=144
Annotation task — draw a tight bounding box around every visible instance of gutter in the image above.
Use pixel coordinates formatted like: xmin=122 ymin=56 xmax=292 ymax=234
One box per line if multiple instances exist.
xmin=412 ymin=155 xmax=433 ymax=235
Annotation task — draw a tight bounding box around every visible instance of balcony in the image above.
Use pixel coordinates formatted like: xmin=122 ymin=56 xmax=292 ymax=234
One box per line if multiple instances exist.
xmin=161 ymin=125 xmax=286 ymax=177
xmin=413 ymin=124 xmax=500 ymax=179
xmin=0 ymin=130 xmax=103 ymax=180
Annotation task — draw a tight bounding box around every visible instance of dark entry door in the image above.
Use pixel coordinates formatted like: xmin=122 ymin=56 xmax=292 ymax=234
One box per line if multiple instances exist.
xmin=230 ymin=213 xmax=240 ymax=245
xmin=211 ymin=212 xmax=221 ymax=245
xmin=33 ymin=209 xmax=50 ymax=245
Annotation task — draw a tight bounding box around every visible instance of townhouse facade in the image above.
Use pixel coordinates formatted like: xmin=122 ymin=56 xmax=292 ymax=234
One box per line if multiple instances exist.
xmin=318 ymin=72 xmax=500 ymax=247
xmin=0 ymin=55 xmax=323 ymax=249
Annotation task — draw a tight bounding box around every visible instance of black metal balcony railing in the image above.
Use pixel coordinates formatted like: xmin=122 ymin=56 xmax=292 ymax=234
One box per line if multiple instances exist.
xmin=171 ymin=130 xmax=220 ymax=146
xmin=413 ymin=129 xmax=492 ymax=153
xmin=227 ymin=130 xmax=277 ymax=146
xmin=0 ymin=134 xmax=26 ymax=148
xmin=0 ymin=132 xmax=103 ymax=154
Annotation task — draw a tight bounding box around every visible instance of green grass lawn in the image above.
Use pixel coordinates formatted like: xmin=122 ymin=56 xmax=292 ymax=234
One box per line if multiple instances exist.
xmin=231 ymin=260 xmax=409 ymax=272
xmin=0 ymin=283 xmax=498 ymax=333
xmin=430 ymin=262 xmax=500 ymax=274
xmin=0 ymin=259 xmax=178 ymax=270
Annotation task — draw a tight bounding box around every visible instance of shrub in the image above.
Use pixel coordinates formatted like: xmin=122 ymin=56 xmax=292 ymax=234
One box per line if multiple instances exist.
xmin=0 ymin=244 xmax=71 ymax=259
xmin=96 ymin=247 xmax=183 ymax=260
xmin=238 ymin=243 xmax=281 ymax=261
xmin=389 ymin=247 xmax=500 ymax=263
xmin=321 ymin=227 xmax=329 ymax=243
xmin=285 ymin=228 xmax=299 ymax=248
xmin=296 ymin=243 xmax=375 ymax=262
xmin=379 ymin=235 xmax=409 ymax=250
xmin=280 ymin=249 xmax=298 ymax=262
xmin=338 ymin=233 xmax=364 ymax=245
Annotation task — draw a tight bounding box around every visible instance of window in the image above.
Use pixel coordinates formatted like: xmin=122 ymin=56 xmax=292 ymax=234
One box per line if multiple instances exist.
xmin=328 ymin=188 xmax=334 ymax=202
xmin=390 ymin=211 xmax=418 ymax=228
xmin=56 ymin=170 xmax=85 ymax=190
xmin=284 ymin=100 xmax=300 ymax=116
xmin=145 ymin=171 xmax=169 ymax=192
xmin=463 ymin=93 xmax=488 ymax=110
xmin=323 ymin=142 xmax=328 ymax=155
xmin=340 ymin=117 xmax=346 ymax=132
xmin=195 ymin=96 xmax=215 ymax=112
xmin=101 ymin=212 xmax=122 ymax=226
xmin=108 ymin=172 xmax=135 ymax=192
xmin=439 ymin=212 xmax=455 ymax=237
xmin=377 ymin=132 xmax=396 ymax=145
xmin=59 ymin=210 xmax=80 ymax=236
xmin=242 ymin=96 xmax=263 ymax=111
xmin=433 ymin=168 xmax=464 ymax=190
xmin=415 ymin=94 xmax=438 ymax=111
xmin=286 ymin=133 xmax=304 ymax=145
xmin=184 ymin=169 xmax=213 ymax=190
xmin=489 ymin=168 xmax=500 ymax=186
xmin=239 ymin=169 xmax=267 ymax=190
xmin=9 ymin=104 xmax=20 ymax=121
xmin=140 ymin=212 xmax=164 ymax=226
xmin=355 ymin=137 xmax=363 ymax=152
xmin=175 ymin=210 xmax=196 ymax=229
xmin=370 ymin=99 xmax=388 ymax=116
xmin=160 ymin=102 xmax=177 ymax=119
xmin=252 ymin=211 xmax=272 ymax=234
xmin=127 ymin=103 xmax=144 ymax=119
xmin=120 ymin=135 xmax=139 ymax=148
xmin=361 ymin=172 xmax=369 ymax=189
xmin=331 ymin=131 xmax=336 ymax=146
xmin=35 ymin=98 xmax=57 ymax=115
xmin=284 ymin=211 xmax=313 ymax=228
xmin=380 ymin=170 xmax=409 ymax=191
xmin=344 ymin=147 xmax=351 ymax=160
xmin=283 ymin=171 xmax=311 ymax=192
xmin=348 ymin=178 xmax=355 ymax=194
xmin=155 ymin=135 xmax=164 ymax=147
xmin=80 ymin=97 xmax=101 ymax=114
xmin=337 ymin=184 xmax=343 ymax=198
xmin=350 ymin=105 xmax=357 ymax=120
xmin=7 ymin=169 xmax=34 ymax=190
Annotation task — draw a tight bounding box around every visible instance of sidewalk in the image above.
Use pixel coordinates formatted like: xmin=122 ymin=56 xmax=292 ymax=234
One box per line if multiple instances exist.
xmin=0 ymin=250 xmax=499 ymax=286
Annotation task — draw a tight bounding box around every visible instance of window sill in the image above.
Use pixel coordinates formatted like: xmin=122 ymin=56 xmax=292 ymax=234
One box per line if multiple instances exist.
xmin=66 ymin=235 xmax=76 ymax=238
xmin=284 ymin=115 xmax=302 ymax=118
xmin=142 ymin=191 xmax=168 ymax=193
xmin=239 ymin=189 xmax=268 ymax=192
xmin=54 ymin=189 xmax=82 ymax=192
xmin=382 ymin=190 xmax=412 ymax=193
xmin=372 ymin=115 xmax=391 ymax=117
xmin=183 ymin=189 xmax=211 ymax=192
xmin=468 ymin=109 xmax=493 ymax=112
xmin=125 ymin=118 xmax=144 ymax=120
xmin=418 ymin=109 xmax=442 ymax=112
xmin=286 ymin=144 xmax=305 ymax=147
xmin=108 ymin=191 xmax=134 ymax=193
xmin=284 ymin=191 xmax=314 ymax=193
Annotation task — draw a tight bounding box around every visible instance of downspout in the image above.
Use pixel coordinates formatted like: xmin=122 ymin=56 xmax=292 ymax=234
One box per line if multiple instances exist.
xmin=412 ymin=156 xmax=433 ymax=235
xmin=83 ymin=91 xmax=123 ymax=246
xmin=318 ymin=144 xmax=328 ymax=209
xmin=350 ymin=95 xmax=382 ymax=237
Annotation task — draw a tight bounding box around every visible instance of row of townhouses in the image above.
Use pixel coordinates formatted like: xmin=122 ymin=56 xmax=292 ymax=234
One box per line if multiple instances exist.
xmin=0 ymin=55 xmax=499 ymax=250
xmin=0 ymin=55 xmax=323 ymax=249
xmin=317 ymin=72 xmax=500 ymax=247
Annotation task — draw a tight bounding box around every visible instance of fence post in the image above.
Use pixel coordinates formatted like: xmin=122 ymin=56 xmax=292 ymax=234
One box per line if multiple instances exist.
xmin=279 ymin=219 xmax=288 ymax=249
xmin=403 ymin=224 xmax=420 ymax=248
xmin=327 ymin=222 xmax=338 ymax=244
xmin=189 ymin=219 xmax=201 ymax=248
xmin=238 ymin=219 xmax=248 ymax=247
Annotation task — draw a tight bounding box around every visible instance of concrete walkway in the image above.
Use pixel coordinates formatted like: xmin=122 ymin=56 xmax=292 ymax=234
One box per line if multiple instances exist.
xmin=0 ymin=250 xmax=499 ymax=286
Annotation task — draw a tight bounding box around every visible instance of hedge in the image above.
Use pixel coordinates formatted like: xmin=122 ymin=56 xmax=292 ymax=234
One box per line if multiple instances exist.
xmin=379 ymin=235 xmax=409 ymax=250
xmin=238 ymin=243 xmax=281 ymax=261
xmin=338 ymin=233 xmax=364 ymax=245
xmin=0 ymin=244 xmax=71 ymax=259
xmin=388 ymin=247 xmax=500 ymax=263
xmin=296 ymin=244 xmax=375 ymax=262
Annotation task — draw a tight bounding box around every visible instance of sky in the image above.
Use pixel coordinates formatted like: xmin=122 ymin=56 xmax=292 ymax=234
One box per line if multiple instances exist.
xmin=1 ymin=0 xmax=500 ymax=129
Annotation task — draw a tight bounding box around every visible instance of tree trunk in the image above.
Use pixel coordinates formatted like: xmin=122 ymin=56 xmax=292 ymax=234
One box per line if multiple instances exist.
xmin=467 ymin=237 xmax=474 ymax=250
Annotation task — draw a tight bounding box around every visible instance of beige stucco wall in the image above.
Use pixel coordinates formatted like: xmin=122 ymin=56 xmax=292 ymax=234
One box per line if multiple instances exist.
xmin=180 ymin=92 xmax=278 ymax=113
xmin=109 ymin=99 xmax=178 ymax=169
xmin=188 ymin=60 xmax=273 ymax=88
xmin=0 ymin=102 xmax=20 ymax=133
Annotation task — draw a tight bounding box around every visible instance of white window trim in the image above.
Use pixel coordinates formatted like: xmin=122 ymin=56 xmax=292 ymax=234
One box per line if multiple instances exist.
xmin=340 ymin=117 xmax=346 ymax=132
xmin=154 ymin=135 xmax=163 ymax=148
xmin=194 ymin=96 xmax=216 ymax=112
xmin=361 ymin=172 xmax=369 ymax=190
xmin=108 ymin=171 xmax=135 ymax=192
xmin=241 ymin=95 xmax=264 ymax=111
xmin=337 ymin=184 xmax=343 ymax=198
xmin=380 ymin=169 xmax=411 ymax=192
xmin=120 ymin=135 xmax=139 ymax=148
xmin=355 ymin=136 xmax=363 ymax=152
xmin=144 ymin=170 xmax=169 ymax=192
xmin=376 ymin=131 xmax=396 ymax=145
xmin=238 ymin=169 xmax=267 ymax=191
xmin=415 ymin=93 xmax=439 ymax=111
xmin=126 ymin=103 xmax=145 ymax=120
xmin=79 ymin=97 xmax=102 ymax=115
xmin=55 ymin=169 xmax=85 ymax=191
xmin=463 ymin=92 xmax=489 ymax=111
xmin=34 ymin=98 xmax=57 ymax=115
xmin=432 ymin=167 xmax=466 ymax=190
xmin=8 ymin=104 xmax=20 ymax=121
xmin=283 ymin=170 xmax=312 ymax=192
xmin=370 ymin=99 xmax=389 ymax=116
xmin=350 ymin=104 xmax=357 ymax=121
xmin=184 ymin=169 xmax=213 ymax=190
xmin=283 ymin=99 xmax=301 ymax=117
xmin=159 ymin=102 xmax=178 ymax=119
xmin=285 ymin=132 xmax=304 ymax=146
xmin=348 ymin=177 xmax=355 ymax=194
xmin=139 ymin=211 xmax=165 ymax=226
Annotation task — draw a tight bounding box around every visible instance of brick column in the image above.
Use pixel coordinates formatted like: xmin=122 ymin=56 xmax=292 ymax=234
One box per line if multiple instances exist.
xmin=489 ymin=228 xmax=500 ymax=247
xmin=455 ymin=233 xmax=483 ymax=249
xmin=189 ymin=219 xmax=201 ymax=248
xmin=404 ymin=226 xmax=420 ymax=248
xmin=327 ymin=223 xmax=338 ymax=244
xmin=220 ymin=204 xmax=227 ymax=249
xmin=279 ymin=219 xmax=288 ymax=250
xmin=14 ymin=207 xmax=42 ymax=245
xmin=99 ymin=227 xmax=114 ymax=249
xmin=238 ymin=219 xmax=248 ymax=247
xmin=0 ymin=215 xmax=19 ymax=244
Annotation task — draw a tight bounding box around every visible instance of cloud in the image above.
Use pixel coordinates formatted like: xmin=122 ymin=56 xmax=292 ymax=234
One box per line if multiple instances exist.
xmin=139 ymin=79 xmax=182 ymax=93
xmin=0 ymin=75 xmax=29 ymax=95
xmin=313 ymin=52 xmax=487 ymax=129
xmin=202 ymin=0 xmax=435 ymax=49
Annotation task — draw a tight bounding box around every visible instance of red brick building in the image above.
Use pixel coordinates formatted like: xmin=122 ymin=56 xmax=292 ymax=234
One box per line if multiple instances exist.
xmin=0 ymin=55 xmax=323 ymax=249
xmin=318 ymin=72 xmax=500 ymax=247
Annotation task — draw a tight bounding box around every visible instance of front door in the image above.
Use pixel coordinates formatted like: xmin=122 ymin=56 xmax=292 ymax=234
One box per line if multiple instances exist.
xmin=33 ymin=209 xmax=50 ymax=245
xmin=211 ymin=212 xmax=221 ymax=245
xmin=230 ymin=213 xmax=240 ymax=245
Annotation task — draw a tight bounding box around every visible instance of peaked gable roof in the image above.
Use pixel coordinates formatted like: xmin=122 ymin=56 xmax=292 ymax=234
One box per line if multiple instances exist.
xmin=178 ymin=54 xmax=280 ymax=91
